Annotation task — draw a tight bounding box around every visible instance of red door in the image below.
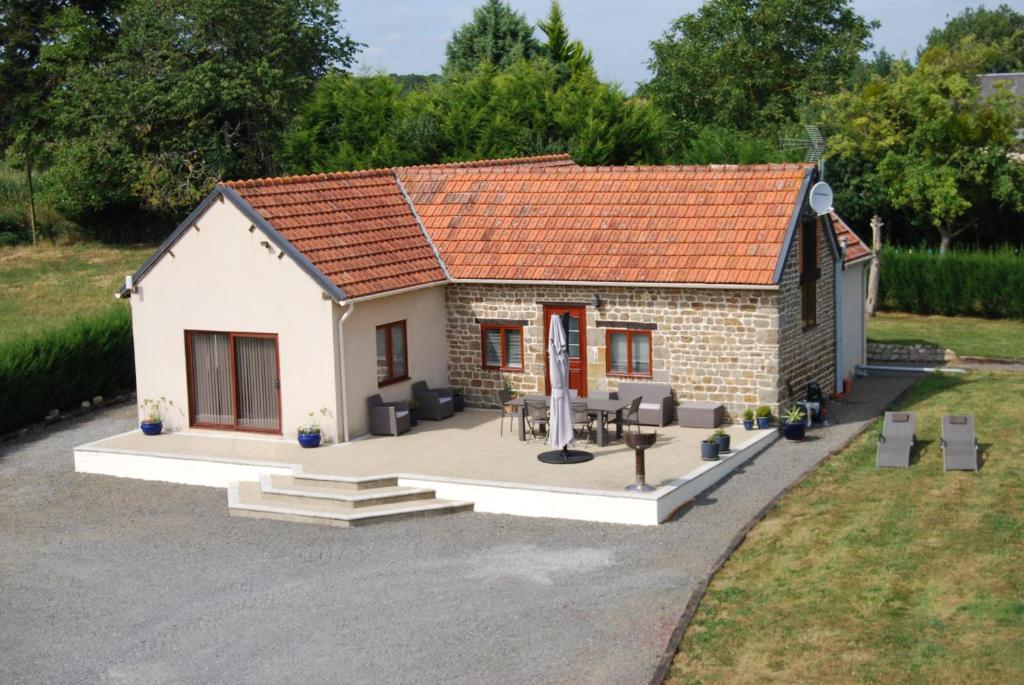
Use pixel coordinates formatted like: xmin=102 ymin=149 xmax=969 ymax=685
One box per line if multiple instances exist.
xmin=544 ymin=306 xmax=587 ymax=397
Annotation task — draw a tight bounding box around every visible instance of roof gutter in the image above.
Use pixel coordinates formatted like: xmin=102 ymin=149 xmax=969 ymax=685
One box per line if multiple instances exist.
xmin=346 ymin=280 xmax=448 ymax=304
xmin=449 ymin=278 xmax=778 ymax=291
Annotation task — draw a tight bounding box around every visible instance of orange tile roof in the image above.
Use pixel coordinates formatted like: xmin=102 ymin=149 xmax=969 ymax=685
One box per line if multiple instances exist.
xmin=224 ymin=170 xmax=444 ymax=298
xmin=221 ymin=155 xmax=574 ymax=298
xmin=830 ymin=212 xmax=871 ymax=263
xmin=400 ymin=164 xmax=814 ymax=286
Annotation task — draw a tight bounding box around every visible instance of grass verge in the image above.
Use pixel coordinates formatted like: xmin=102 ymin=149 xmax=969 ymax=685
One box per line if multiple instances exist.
xmin=668 ymin=372 xmax=1024 ymax=685
xmin=868 ymin=312 xmax=1024 ymax=361
xmin=0 ymin=243 xmax=153 ymax=343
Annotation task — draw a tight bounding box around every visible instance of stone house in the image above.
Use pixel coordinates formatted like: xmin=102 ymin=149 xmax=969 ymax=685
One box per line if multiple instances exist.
xmin=120 ymin=155 xmax=867 ymax=441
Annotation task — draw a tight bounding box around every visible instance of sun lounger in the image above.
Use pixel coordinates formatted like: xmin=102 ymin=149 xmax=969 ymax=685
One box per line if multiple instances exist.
xmin=942 ymin=414 xmax=979 ymax=472
xmin=876 ymin=411 xmax=915 ymax=468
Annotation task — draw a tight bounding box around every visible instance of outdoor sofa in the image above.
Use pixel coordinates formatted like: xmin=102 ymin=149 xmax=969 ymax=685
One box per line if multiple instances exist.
xmin=411 ymin=380 xmax=454 ymax=421
xmin=367 ymin=394 xmax=411 ymax=436
xmin=611 ymin=382 xmax=675 ymax=426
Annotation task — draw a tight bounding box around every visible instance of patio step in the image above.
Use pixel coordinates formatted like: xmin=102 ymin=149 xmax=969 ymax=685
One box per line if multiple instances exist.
xmin=259 ymin=474 xmax=436 ymax=508
xmin=291 ymin=471 xmax=400 ymax=490
xmin=227 ymin=479 xmax=473 ymax=528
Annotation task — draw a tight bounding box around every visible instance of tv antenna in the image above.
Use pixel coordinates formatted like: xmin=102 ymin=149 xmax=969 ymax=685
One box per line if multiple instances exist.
xmin=780 ymin=124 xmax=826 ymax=162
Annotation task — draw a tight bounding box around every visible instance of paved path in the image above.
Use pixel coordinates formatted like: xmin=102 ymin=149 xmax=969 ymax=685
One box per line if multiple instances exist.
xmin=0 ymin=373 xmax=915 ymax=685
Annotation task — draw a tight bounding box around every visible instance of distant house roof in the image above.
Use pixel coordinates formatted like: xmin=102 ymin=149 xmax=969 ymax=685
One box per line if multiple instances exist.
xmin=979 ymin=72 xmax=1024 ymax=98
xmin=401 ymin=163 xmax=814 ymax=286
xmin=829 ymin=212 xmax=871 ymax=264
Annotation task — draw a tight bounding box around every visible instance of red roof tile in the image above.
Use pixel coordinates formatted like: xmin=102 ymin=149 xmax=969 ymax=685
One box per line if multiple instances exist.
xmin=221 ymin=155 xmax=573 ymax=298
xmin=399 ymin=164 xmax=813 ymax=286
xmin=830 ymin=212 xmax=871 ymax=263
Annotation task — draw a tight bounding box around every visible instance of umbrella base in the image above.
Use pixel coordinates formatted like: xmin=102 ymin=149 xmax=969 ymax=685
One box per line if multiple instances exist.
xmin=625 ymin=483 xmax=655 ymax=492
xmin=538 ymin=449 xmax=594 ymax=464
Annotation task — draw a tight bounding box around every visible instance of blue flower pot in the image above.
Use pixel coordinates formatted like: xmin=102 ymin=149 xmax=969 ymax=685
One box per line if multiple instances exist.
xmin=743 ymin=419 xmax=754 ymax=430
xmin=297 ymin=432 xmax=321 ymax=448
xmin=715 ymin=433 xmax=731 ymax=453
xmin=782 ymin=420 xmax=806 ymax=442
xmin=453 ymin=395 xmax=465 ymax=412
xmin=700 ymin=441 xmax=720 ymax=461
xmin=757 ymin=416 xmax=771 ymax=429
xmin=140 ymin=421 xmax=162 ymax=436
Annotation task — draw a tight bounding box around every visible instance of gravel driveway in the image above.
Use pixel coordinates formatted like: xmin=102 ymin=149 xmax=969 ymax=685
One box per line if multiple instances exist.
xmin=0 ymin=373 xmax=916 ymax=685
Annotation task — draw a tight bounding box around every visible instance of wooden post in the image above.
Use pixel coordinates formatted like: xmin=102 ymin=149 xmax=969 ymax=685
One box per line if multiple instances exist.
xmin=865 ymin=215 xmax=883 ymax=317
xmin=26 ymin=156 xmax=37 ymax=246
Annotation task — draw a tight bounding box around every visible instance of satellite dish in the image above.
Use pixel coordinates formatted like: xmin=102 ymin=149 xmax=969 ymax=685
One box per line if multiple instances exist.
xmin=809 ymin=181 xmax=833 ymax=215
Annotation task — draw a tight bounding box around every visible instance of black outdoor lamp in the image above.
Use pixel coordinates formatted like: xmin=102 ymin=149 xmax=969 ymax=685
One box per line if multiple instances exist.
xmin=590 ymin=293 xmax=601 ymax=309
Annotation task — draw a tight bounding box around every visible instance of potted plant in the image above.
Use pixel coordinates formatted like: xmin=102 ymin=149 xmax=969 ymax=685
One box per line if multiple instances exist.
xmin=712 ymin=428 xmax=730 ymax=453
xmin=139 ymin=397 xmax=171 ymax=436
xmin=452 ymin=387 xmax=465 ymax=412
xmin=755 ymin=405 xmax=772 ymax=429
xmin=781 ymin=405 xmax=807 ymax=442
xmin=701 ymin=435 xmax=720 ymax=461
xmin=297 ymin=408 xmax=329 ymax=448
xmin=408 ymin=398 xmax=420 ymax=427
xmin=742 ymin=408 xmax=755 ymax=430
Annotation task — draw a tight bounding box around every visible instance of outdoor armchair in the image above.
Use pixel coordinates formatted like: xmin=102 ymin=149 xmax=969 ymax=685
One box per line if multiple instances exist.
xmin=367 ymin=394 xmax=411 ymax=436
xmin=411 ymin=380 xmax=454 ymax=421
xmin=615 ymin=382 xmax=675 ymax=426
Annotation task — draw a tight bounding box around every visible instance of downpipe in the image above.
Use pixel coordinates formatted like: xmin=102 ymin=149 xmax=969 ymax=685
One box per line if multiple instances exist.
xmin=337 ymin=300 xmax=355 ymax=442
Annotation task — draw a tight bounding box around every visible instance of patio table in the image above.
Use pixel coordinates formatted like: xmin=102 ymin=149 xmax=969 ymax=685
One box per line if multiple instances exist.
xmin=507 ymin=396 xmax=628 ymax=447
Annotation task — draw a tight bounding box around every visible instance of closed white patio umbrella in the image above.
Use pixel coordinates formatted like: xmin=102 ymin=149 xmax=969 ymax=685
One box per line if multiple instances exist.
xmin=547 ymin=314 xmax=575 ymax=451
xmin=538 ymin=313 xmax=593 ymax=464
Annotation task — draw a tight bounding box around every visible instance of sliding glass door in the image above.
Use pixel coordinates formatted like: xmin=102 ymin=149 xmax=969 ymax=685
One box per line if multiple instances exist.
xmin=186 ymin=331 xmax=281 ymax=433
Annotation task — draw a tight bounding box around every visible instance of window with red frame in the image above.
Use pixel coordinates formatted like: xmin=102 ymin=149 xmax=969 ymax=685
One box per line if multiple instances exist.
xmin=481 ymin=324 xmax=523 ymax=370
xmin=606 ymin=329 xmax=652 ymax=377
xmin=376 ymin=320 xmax=408 ymax=386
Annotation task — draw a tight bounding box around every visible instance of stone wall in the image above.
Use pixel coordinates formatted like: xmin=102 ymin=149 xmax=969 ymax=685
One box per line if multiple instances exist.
xmin=777 ymin=216 xmax=837 ymax=407
xmin=867 ymin=342 xmax=954 ymax=364
xmin=445 ymin=283 xmax=780 ymax=419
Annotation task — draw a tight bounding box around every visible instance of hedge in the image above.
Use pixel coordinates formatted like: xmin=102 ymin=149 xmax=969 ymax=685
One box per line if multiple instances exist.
xmin=878 ymin=247 xmax=1024 ymax=319
xmin=0 ymin=306 xmax=135 ymax=435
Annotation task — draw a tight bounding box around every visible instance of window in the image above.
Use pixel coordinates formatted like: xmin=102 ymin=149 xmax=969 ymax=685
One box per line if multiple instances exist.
xmin=606 ymin=329 xmax=652 ymax=377
xmin=376 ymin=320 xmax=408 ymax=386
xmin=185 ymin=331 xmax=281 ymax=433
xmin=481 ymin=324 xmax=523 ymax=370
xmin=800 ymin=218 xmax=819 ymax=329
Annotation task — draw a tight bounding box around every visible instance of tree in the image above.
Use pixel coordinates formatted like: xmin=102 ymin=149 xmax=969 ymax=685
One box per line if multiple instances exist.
xmin=644 ymin=0 xmax=876 ymax=136
xmin=822 ymin=40 xmax=1024 ymax=252
xmin=41 ymin=0 xmax=358 ymax=216
xmin=0 ymin=1 xmax=121 ymax=242
xmin=444 ymin=0 xmax=539 ymax=75
xmin=537 ymin=1 xmax=592 ymax=77
xmin=924 ymin=4 xmax=1024 ymax=72
xmin=281 ymin=59 xmax=667 ymax=173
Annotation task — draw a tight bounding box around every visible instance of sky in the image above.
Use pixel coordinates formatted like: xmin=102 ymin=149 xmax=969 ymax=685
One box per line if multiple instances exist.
xmin=342 ymin=1 xmax=1024 ymax=91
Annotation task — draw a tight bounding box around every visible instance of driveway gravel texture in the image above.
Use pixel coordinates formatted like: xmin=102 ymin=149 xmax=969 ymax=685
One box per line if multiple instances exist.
xmin=0 ymin=373 xmax=916 ymax=685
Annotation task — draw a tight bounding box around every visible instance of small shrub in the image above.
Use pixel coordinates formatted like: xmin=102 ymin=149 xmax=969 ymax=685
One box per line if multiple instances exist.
xmin=0 ymin=306 xmax=135 ymax=434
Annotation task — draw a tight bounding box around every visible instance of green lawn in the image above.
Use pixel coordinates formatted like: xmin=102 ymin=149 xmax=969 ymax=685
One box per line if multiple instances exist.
xmin=0 ymin=244 xmax=154 ymax=343
xmin=868 ymin=312 xmax=1024 ymax=361
xmin=669 ymin=372 xmax=1023 ymax=685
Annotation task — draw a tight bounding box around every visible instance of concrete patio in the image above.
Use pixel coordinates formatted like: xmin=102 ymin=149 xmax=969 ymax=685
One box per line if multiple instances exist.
xmin=75 ymin=411 xmax=778 ymax=525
